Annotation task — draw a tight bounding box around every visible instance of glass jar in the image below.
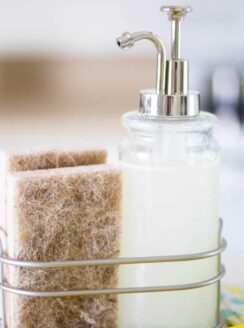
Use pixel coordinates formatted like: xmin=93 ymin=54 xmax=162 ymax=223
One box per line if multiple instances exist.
xmin=118 ymin=111 xmax=220 ymax=328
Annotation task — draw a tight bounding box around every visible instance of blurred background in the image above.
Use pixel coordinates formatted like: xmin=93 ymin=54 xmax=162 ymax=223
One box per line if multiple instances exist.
xmin=0 ymin=0 xmax=243 ymax=287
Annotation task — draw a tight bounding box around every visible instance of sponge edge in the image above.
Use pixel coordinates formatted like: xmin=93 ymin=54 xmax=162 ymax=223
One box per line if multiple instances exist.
xmin=7 ymin=148 xmax=107 ymax=172
xmin=3 ymin=150 xmax=121 ymax=328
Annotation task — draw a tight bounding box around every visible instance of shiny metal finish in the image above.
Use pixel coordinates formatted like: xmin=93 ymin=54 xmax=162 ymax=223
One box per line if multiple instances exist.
xmin=160 ymin=6 xmax=192 ymax=20
xmin=116 ymin=5 xmax=200 ymax=117
xmin=161 ymin=6 xmax=196 ymax=114
xmin=161 ymin=7 xmax=193 ymax=60
xmin=0 ymin=238 xmax=226 ymax=268
xmin=0 ymin=266 xmax=225 ymax=298
xmin=163 ymin=6 xmax=193 ymax=60
xmin=139 ymin=89 xmax=200 ymax=117
xmin=165 ymin=60 xmax=188 ymax=94
xmin=172 ymin=19 xmax=181 ymax=59
xmin=116 ymin=31 xmax=166 ymax=94
xmin=0 ymin=241 xmax=226 ymax=297
xmin=0 ymin=219 xmax=226 ymax=327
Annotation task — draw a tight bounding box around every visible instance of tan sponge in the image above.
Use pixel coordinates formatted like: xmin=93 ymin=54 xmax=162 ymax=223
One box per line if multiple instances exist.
xmin=1 ymin=149 xmax=121 ymax=328
xmin=7 ymin=149 xmax=107 ymax=172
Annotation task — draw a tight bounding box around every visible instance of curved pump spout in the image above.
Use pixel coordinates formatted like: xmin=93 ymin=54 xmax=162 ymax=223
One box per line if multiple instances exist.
xmin=116 ymin=31 xmax=166 ymax=94
xmin=116 ymin=7 xmax=199 ymax=117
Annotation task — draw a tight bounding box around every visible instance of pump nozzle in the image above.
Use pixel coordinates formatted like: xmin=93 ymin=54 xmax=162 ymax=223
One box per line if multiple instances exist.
xmin=160 ymin=6 xmax=192 ymax=95
xmin=161 ymin=6 xmax=192 ymax=60
xmin=116 ymin=5 xmax=200 ymax=117
xmin=116 ymin=32 xmax=134 ymax=50
xmin=116 ymin=31 xmax=166 ymax=94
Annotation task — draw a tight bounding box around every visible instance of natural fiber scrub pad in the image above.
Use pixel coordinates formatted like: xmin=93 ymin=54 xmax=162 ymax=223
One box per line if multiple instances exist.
xmin=7 ymin=148 xmax=107 ymax=171
xmin=2 ymin=151 xmax=121 ymax=328
xmin=0 ymin=149 xmax=107 ymax=254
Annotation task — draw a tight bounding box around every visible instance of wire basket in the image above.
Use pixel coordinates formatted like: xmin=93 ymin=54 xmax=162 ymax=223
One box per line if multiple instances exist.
xmin=0 ymin=219 xmax=226 ymax=328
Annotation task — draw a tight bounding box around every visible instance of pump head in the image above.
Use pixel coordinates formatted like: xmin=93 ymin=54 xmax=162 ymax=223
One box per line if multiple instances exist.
xmin=116 ymin=5 xmax=200 ymax=117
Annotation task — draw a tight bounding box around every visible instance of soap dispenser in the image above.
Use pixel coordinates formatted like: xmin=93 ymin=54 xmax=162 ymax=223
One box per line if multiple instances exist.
xmin=117 ymin=6 xmax=223 ymax=328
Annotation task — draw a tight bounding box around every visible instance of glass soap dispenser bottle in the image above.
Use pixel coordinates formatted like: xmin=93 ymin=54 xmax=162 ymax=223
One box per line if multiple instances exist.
xmin=117 ymin=6 xmax=221 ymax=328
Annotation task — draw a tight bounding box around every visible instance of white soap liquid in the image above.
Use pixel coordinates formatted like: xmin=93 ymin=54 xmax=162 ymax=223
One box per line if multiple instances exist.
xmin=118 ymin=159 xmax=220 ymax=328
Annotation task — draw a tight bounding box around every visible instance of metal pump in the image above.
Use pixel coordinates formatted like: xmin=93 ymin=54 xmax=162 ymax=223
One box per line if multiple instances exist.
xmin=116 ymin=6 xmax=200 ymax=117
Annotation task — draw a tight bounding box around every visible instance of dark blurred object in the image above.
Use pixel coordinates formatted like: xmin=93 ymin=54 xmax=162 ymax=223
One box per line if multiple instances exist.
xmin=211 ymin=67 xmax=241 ymax=145
xmin=212 ymin=67 xmax=240 ymax=112
xmin=238 ymin=75 xmax=244 ymax=123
